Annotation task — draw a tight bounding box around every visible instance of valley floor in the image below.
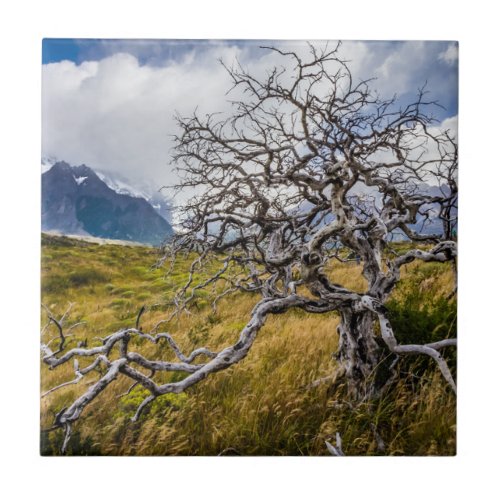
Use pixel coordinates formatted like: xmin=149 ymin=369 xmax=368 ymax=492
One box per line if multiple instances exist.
xmin=40 ymin=233 xmax=457 ymax=456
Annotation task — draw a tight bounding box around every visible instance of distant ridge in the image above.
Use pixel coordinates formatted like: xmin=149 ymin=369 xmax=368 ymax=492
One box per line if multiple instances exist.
xmin=42 ymin=231 xmax=150 ymax=247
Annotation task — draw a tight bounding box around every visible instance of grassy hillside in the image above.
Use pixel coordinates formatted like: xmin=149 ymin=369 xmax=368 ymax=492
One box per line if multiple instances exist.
xmin=40 ymin=233 xmax=457 ymax=456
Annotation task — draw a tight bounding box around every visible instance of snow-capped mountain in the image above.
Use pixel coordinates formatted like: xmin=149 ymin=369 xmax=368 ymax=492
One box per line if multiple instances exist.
xmin=93 ymin=170 xmax=151 ymax=200
xmin=41 ymin=161 xmax=174 ymax=245
xmin=42 ymin=156 xmax=58 ymax=174
xmin=41 ymin=158 xmax=174 ymax=224
xmin=94 ymin=170 xmax=174 ymax=224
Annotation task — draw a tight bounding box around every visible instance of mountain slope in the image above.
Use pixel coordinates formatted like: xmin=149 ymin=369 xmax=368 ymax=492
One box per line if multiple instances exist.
xmin=94 ymin=169 xmax=173 ymax=224
xmin=42 ymin=162 xmax=173 ymax=245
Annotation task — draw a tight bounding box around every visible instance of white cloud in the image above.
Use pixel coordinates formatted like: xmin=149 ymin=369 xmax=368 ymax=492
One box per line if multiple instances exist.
xmin=439 ymin=43 xmax=459 ymax=65
xmin=42 ymin=41 xmax=457 ymax=201
xmin=437 ymin=115 xmax=458 ymax=138
xmin=375 ymin=41 xmax=430 ymax=94
xmin=42 ymin=45 xmax=247 ymax=191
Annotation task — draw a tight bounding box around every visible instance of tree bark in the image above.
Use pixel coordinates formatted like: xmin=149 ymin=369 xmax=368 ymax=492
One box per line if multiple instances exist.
xmin=336 ymin=309 xmax=380 ymax=398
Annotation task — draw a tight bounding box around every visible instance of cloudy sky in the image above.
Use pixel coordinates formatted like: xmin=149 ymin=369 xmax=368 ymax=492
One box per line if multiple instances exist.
xmin=42 ymin=39 xmax=458 ymax=192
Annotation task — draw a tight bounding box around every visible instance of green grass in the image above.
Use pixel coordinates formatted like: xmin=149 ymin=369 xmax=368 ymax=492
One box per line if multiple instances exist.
xmin=40 ymin=233 xmax=457 ymax=456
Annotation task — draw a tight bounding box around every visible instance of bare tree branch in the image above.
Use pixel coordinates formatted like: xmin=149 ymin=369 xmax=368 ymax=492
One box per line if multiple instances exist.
xmin=326 ymin=433 xmax=345 ymax=456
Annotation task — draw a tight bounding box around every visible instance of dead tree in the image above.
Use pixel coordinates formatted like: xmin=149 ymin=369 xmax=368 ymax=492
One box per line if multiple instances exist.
xmin=41 ymin=43 xmax=457 ymax=452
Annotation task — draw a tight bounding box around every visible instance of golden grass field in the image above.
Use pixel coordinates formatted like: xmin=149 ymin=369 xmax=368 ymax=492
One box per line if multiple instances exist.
xmin=40 ymin=233 xmax=456 ymax=455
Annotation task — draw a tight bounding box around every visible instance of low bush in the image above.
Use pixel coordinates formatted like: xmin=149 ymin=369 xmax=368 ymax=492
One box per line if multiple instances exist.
xmin=68 ymin=268 xmax=108 ymax=286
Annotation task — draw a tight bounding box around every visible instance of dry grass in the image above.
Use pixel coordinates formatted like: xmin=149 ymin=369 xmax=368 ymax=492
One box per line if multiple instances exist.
xmin=40 ymin=234 xmax=457 ymax=456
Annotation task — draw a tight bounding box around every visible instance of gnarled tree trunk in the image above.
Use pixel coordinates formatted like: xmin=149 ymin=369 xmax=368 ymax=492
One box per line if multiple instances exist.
xmin=337 ymin=309 xmax=380 ymax=397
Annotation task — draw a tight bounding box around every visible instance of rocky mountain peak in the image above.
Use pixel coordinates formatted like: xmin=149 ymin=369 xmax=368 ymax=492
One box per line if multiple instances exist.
xmin=42 ymin=161 xmax=174 ymax=245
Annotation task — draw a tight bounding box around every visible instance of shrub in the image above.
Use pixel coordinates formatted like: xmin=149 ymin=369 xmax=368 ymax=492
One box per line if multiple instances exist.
xmin=41 ymin=274 xmax=69 ymax=293
xmin=68 ymin=268 xmax=108 ymax=286
xmin=110 ymin=299 xmax=127 ymax=308
xmin=387 ymin=295 xmax=456 ymax=346
xmin=385 ymin=289 xmax=456 ymax=377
